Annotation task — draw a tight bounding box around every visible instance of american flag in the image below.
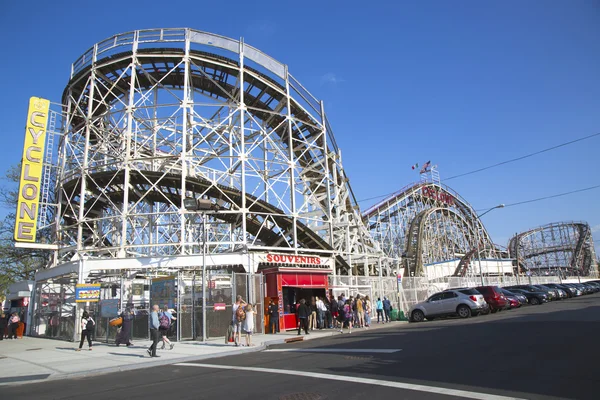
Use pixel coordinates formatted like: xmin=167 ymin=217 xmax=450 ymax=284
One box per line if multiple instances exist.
xmin=419 ymin=160 xmax=431 ymax=174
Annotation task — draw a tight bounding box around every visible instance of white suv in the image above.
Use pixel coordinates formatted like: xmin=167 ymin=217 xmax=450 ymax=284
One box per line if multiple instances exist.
xmin=408 ymin=288 xmax=488 ymax=322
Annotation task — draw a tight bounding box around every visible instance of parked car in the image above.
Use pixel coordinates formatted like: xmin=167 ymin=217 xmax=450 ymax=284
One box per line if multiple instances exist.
xmin=474 ymin=286 xmax=509 ymax=312
xmin=510 ymin=285 xmax=557 ymax=301
xmin=581 ymin=282 xmax=600 ymax=293
xmin=561 ymin=283 xmax=583 ymax=296
xmin=499 ymin=288 xmax=527 ymax=306
xmin=505 ymin=287 xmax=548 ymax=305
xmin=536 ymin=285 xmax=564 ymax=300
xmin=544 ymin=283 xmax=576 ymax=298
xmin=408 ymin=289 xmax=488 ymax=322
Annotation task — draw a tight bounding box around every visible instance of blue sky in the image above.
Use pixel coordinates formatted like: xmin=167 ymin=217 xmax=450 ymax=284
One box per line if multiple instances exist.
xmin=0 ymin=1 xmax=598 ymax=251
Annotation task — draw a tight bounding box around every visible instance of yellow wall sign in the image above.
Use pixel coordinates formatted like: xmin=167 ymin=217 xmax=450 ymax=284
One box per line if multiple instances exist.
xmin=14 ymin=97 xmax=50 ymax=242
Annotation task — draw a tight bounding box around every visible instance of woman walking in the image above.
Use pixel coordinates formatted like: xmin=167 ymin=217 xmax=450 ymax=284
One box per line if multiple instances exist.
xmin=364 ymin=295 xmax=372 ymax=328
xmin=115 ymin=305 xmax=135 ymax=347
xmin=340 ymin=299 xmax=353 ymax=334
xmin=77 ymin=311 xmax=95 ymax=351
xmin=159 ymin=305 xmax=175 ymax=350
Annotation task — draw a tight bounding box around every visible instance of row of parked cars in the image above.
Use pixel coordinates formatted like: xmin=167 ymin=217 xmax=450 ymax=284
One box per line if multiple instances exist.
xmin=408 ymin=280 xmax=600 ymax=322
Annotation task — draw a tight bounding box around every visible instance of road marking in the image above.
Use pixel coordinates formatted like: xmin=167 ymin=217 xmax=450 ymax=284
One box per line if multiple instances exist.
xmin=175 ymin=363 xmax=526 ymax=400
xmin=266 ymin=348 xmax=402 ymax=354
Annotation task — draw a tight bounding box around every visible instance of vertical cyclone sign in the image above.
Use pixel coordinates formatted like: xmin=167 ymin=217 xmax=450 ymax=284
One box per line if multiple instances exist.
xmin=14 ymin=97 xmax=50 ymax=243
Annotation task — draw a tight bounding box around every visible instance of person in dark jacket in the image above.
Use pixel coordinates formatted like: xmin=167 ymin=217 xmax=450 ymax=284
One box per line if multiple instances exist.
xmin=0 ymin=312 xmax=7 ymax=340
xmin=116 ymin=305 xmax=135 ymax=347
xmin=296 ymin=299 xmax=310 ymax=335
xmin=267 ymin=299 xmax=279 ymax=334
xmin=383 ymin=297 xmax=392 ymax=323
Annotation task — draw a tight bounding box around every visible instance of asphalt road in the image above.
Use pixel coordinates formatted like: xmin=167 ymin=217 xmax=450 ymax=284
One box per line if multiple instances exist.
xmin=4 ymin=294 xmax=600 ymax=400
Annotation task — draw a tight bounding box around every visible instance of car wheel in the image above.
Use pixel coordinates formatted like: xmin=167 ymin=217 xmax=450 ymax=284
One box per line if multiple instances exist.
xmin=457 ymin=305 xmax=471 ymax=319
xmin=530 ymin=297 xmax=540 ymax=305
xmin=411 ymin=309 xmax=425 ymax=322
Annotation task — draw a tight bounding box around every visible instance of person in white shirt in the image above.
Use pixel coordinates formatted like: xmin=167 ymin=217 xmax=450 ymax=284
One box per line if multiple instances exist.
xmin=243 ymin=304 xmax=255 ymax=347
xmin=77 ymin=311 xmax=94 ymax=351
xmin=316 ymin=297 xmax=326 ymax=329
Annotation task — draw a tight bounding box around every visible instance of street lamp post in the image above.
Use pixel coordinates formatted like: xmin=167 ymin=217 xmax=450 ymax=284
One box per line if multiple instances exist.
xmin=474 ymin=204 xmax=505 ymax=286
xmin=184 ymin=197 xmax=213 ymax=342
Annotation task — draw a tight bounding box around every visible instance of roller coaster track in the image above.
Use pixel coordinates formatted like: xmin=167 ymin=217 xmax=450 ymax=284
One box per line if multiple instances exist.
xmin=508 ymin=222 xmax=597 ymax=275
xmin=58 ymin=41 xmax=369 ymax=269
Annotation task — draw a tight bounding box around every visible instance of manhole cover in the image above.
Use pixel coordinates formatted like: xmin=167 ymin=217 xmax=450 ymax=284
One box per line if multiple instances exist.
xmin=279 ymin=393 xmax=325 ymax=400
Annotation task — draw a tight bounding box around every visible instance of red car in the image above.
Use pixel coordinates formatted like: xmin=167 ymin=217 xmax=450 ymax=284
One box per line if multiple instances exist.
xmin=507 ymin=296 xmax=520 ymax=309
xmin=475 ymin=286 xmax=509 ymax=313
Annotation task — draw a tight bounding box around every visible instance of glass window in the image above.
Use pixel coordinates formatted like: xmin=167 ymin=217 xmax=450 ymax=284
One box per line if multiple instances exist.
xmin=441 ymin=292 xmax=457 ymax=299
xmin=459 ymin=289 xmax=479 ymax=295
xmin=428 ymin=293 xmax=443 ymax=302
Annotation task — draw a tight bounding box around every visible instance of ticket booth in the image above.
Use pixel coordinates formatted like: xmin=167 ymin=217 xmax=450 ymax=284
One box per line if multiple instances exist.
xmin=258 ymin=253 xmax=333 ymax=331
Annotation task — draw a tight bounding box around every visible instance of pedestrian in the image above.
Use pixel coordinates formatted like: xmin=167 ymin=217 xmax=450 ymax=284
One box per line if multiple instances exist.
xmin=356 ymin=294 xmax=365 ymax=328
xmin=243 ymin=304 xmax=255 ymax=346
xmin=232 ymin=295 xmax=247 ymax=346
xmin=383 ymin=297 xmax=392 ymax=323
xmin=267 ymin=299 xmax=279 ymax=334
xmin=77 ymin=311 xmax=94 ymax=351
xmin=316 ymin=296 xmax=325 ymax=329
xmin=116 ymin=305 xmax=135 ymax=347
xmin=147 ymin=305 xmax=160 ymax=357
xmin=341 ymin=299 xmax=353 ymax=334
xmin=364 ymin=295 xmax=372 ymax=328
xmin=337 ymin=295 xmax=345 ymax=328
xmin=309 ymin=297 xmax=317 ymax=330
xmin=297 ymin=299 xmax=310 ymax=335
xmin=376 ymin=297 xmax=384 ymax=323
xmin=0 ymin=312 xmax=7 ymax=340
xmin=331 ymin=296 xmax=339 ymax=329
xmin=8 ymin=312 xmax=20 ymax=339
xmin=325 ymin=297 xmax=333 ymax=329
xmin=159 ymin=305 xmax=175 ymax=350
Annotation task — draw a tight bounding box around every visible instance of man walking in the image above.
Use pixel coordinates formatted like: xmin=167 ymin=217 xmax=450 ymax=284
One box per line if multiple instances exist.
xmin=147 ymin=305 xmax=160 ymax=357
xmin=297 ymin=299 xmax=310 ymax=335
xmin=383 ymin=297 xmax=392 ymax=323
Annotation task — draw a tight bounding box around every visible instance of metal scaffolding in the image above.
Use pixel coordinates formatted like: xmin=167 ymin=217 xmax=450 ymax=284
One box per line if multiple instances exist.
xmin=38 ymin=28 xmax=382 ymax=277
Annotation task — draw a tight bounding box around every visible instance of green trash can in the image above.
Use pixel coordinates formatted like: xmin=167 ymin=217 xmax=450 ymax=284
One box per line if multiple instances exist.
xmin=398 ymin=310 xmax=408 ymax=321
xmin=390 ymin=309 xmax=398 ymax=321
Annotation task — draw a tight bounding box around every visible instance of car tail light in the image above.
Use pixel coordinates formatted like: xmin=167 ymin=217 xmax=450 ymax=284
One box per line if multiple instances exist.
xmin=469 ymin=295 xmax=477 ymax=302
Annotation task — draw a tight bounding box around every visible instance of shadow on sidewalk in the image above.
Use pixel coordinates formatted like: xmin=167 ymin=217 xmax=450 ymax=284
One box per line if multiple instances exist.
xmin=106 ymin=352 xmax=147 ymax=358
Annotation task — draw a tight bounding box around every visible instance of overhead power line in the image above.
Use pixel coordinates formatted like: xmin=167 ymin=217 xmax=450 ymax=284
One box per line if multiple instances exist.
xmin=445 ymin=132 xmax=600 ymax=181
xmin=476 ymin=184 xmax=600 ymax=212
xmin=357 ymin=132 xmax=600 ymax=204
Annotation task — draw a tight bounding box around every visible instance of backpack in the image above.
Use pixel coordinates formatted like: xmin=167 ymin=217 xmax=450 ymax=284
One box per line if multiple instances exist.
xmin=85 ymin=318 xmax=94 ymax=331
xmin=159 ymin=312 xmax=170 ymax=329
xmin=236 ymin=305 xmax=246 ymax=321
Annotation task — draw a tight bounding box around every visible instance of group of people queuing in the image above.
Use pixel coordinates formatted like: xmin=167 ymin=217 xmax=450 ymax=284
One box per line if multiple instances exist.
xmin=0 ymin=312 xmax=22 ymax=340
xmin=296 ymin=294 xmax=393 ymax=335
xmin=230 ymin=295 xmax=256 ymax=347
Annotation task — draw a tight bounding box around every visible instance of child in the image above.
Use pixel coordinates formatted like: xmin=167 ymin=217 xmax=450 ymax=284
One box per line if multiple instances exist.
xmin=243 ymin=303 xmax=255 ymax=346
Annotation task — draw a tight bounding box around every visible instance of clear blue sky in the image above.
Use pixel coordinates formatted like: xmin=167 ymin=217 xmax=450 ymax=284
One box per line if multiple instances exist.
xmin=1 ymin=1 xmax=598 ymax=251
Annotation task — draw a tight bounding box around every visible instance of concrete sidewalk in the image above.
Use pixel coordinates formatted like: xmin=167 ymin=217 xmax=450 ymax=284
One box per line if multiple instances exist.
xmin=0 ymin=321 xmax=404 ymax=386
